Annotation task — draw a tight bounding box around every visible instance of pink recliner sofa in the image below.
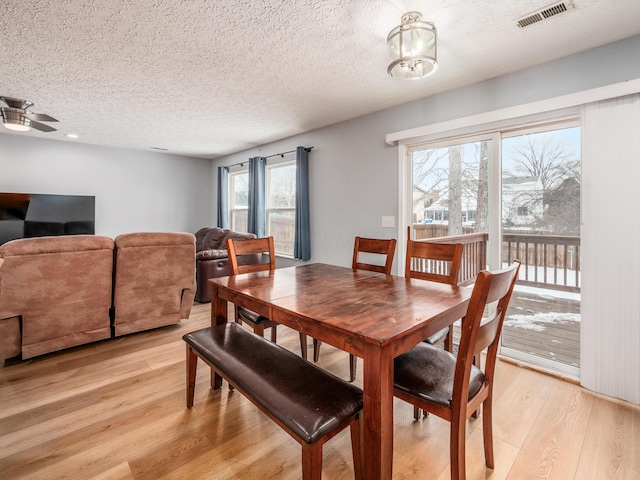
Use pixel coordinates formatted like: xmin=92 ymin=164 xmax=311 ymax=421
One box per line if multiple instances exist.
xmin=113 ymin=232 xmax=196 ymax=336
xmin=0 ymin=232 xmax=196 ymax=362
xmin=0 ymin=235 xmax=114 ymax=360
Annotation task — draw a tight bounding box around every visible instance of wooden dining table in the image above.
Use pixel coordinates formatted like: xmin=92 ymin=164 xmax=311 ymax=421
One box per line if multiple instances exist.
xmin=209 ymin=262 xmax=471 ymax=480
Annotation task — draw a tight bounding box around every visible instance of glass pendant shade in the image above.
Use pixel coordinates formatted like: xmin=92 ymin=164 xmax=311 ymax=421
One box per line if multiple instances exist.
xmin=387 ymin=11 xmax=437 ymax=80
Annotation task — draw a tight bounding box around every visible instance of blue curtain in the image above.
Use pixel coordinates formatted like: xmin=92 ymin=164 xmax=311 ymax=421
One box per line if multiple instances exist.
xmin=217 ymin=166 xmax=229 ymax=228
xmin=248 ymin=157 xmax=266 ymax=237
xmin=294 ymin=146 xmax=311 ymax=260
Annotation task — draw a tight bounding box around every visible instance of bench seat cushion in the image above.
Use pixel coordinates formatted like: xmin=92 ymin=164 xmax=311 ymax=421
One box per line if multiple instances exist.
xmin=183 ymin=323 xmax=363 ymax=444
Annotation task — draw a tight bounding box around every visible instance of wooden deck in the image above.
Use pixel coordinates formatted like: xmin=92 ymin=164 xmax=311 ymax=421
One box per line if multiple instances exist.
xmin=502 ymin=289 xmax=580 ymax=367
xmin=451 ymin=287 xmax=581 ymax=367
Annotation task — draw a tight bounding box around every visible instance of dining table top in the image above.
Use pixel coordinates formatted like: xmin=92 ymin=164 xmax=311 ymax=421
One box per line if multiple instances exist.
xmin=210 ymin=262 xmax=471 ymax=353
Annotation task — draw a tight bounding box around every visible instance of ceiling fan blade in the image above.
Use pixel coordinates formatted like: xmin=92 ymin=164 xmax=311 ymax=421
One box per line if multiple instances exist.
xmin=29 ymin=120 xmax=57 ymax=132
xmin=24 ymin=112 xmax=58 ymax=122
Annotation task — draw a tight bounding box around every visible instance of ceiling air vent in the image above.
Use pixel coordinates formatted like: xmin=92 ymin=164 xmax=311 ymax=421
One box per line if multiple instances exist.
xmin=516 ymin=1 xmax=575 ymax=28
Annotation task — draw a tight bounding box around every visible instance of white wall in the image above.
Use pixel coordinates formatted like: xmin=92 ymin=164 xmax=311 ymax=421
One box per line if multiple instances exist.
xmin=0 ymin=134 xmax=213 ymax=238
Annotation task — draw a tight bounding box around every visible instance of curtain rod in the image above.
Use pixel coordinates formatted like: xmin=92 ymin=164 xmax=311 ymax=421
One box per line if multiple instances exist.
xmin=224 ymin=146 xmax=313 ymax=169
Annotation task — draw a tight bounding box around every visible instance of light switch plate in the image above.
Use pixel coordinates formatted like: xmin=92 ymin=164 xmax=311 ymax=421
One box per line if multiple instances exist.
xmin=381 ymin=216 xmax=395 ymax=228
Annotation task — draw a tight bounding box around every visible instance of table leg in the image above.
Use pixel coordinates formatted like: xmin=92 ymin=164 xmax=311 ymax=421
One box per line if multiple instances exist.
xmin=210 ymin=283 xmax=227 ymax=389
xmin=362 ymin=343 xmax=394 ymax=480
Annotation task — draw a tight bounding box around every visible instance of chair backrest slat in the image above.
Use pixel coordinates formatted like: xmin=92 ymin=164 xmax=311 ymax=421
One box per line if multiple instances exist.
xmin=352 ymin=237 xmax=397 ymax=274
xmin=227 ymin=237 xmax=276 ymax=275
xmin=405 ymin=240 xmax=464 ymax=285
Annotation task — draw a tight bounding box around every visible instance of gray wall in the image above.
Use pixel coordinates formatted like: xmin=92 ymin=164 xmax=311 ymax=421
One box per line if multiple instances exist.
xmin=0 ymin=134 xmax=212 ymax=238
xmin=212 ymin=35 xmax=640 ymax=270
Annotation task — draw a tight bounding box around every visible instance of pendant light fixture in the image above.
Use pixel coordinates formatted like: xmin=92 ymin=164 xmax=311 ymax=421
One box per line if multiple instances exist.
xmin=387 ymin=11 xmax=438 ymax=80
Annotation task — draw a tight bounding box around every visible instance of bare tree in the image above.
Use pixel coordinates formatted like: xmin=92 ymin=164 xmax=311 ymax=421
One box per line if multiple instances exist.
xmin=411 ymin=148 xmax=449 ymax=218
xmin=505 ymin=134 xmax=574 ymax=190
xmin=475 ymin=142 xmax=489 ymax=232
xmin=448 ymin=145 xmax=462 ymax=235
xmin=504 ymin=132 xmax=580 ymax=234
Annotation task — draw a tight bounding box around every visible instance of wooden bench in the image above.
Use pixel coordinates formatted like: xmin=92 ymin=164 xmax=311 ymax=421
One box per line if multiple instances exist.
xmin=183 ymin=323 xmax=363 ymax=480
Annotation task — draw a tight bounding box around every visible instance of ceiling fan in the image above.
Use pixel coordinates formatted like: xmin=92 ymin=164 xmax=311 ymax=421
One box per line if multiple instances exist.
xmin=0 ymin=96 xmax=59 ymax=133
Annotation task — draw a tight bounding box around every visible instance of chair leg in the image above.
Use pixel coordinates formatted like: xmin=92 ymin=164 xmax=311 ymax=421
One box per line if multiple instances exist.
xmin=313 ymin=339 xmax=321 ymax=363
xmin=450 ymin=411 xmax=467 ymax=480
xmin=301 ymin=441 xmax=323 ymax=480
xmin=350 ymin=414 xmax=363 ymax=480
xmin=300 ymin=333 xmax=308 ymax=360
xmin=482 ymin=396 xmax=495 ymax=468
xmin=349 ymin=354 xmax=357 ymax=382
xmin=472 ymin=356 xmax=481 ymax=419
xmin=186 ymin=345 xmax=198 ymax=408
xmin=444 ymin=326 xmax=453 ymax=352
xmin=413 ymin=405 xmax=429 ymax=420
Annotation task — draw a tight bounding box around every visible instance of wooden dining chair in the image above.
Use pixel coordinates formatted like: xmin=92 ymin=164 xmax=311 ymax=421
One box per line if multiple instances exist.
xmin=227 ymin=236 xmax=308 ymax=358
xmin=405 ymin=239 xmax=464 ymax=352
xmin=313 ymin=236 xmax=397 ymax=381
xmin=394 ymin=261 xmax=520 ymax=480
xmin=351 ymin=236 xmax=397 ymax=274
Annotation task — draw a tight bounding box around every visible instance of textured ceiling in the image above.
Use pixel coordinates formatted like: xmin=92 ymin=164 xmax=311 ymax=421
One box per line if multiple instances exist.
xmin=1 ymin=0 xmax=640 ymax=159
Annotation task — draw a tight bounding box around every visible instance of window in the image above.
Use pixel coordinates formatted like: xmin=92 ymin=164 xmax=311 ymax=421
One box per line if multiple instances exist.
xmin=229 ymin=171 xmax=248 ymax=232
xmin=516 ymin=206 xmax=529 ymax=216
xmin=227 ymin=160 xmax=297 ymax=256
xmin=267 ymin=161 xmax=296 ymax=256
xmin=409 ymin=136 xmax=491 ymax=236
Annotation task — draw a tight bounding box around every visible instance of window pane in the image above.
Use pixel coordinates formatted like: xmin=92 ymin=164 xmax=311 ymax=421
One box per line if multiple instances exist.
xmin=231 ymin=209 xmax=247 ymax=232
xmin=267 ymin=162 xmax=296 ymax=255
xmin=411 ymin=140 xmax=490 ymax=239
xmin=501 ymin=125 xmax=581 ymax=370
xmin=268 ymin=210 xmax=295 ymax=256
xmin=268 ymin=164 xmax=296 ymax=208
xmin=502 ymin=127 xmax=581 ymax=234
xmin=229 ymin=171 xmax=248 ymax=233
xmin=231 ymin=172 xmax=248 ymax=208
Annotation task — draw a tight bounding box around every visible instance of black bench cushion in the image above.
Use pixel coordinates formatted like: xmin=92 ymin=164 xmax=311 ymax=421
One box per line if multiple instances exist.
xmin=183 ymin=323 xmax=363 ymax=444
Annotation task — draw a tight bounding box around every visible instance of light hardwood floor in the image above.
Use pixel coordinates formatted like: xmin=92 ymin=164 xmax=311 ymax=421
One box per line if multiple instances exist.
xmin=1 ymin=302 xmax=638 ymax=479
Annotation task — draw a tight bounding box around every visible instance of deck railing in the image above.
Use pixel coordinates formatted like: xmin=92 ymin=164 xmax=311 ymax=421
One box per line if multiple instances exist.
xmin=503 ymin=233 xmax=580 ymax=293
xmin=412 ymin=224 xmax=580 ymax=293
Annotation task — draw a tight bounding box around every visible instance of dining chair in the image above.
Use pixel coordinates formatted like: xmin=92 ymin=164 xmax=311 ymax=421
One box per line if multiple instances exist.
xmin=227 ymin=236 xmax=308 ymax=358
xmin=313 ymin=236 xmax=397 ymax=381
xmin=405 ymin=239 xmax=464 ymax=352
xmin=393 ymin=261 xmax=520 ymax=480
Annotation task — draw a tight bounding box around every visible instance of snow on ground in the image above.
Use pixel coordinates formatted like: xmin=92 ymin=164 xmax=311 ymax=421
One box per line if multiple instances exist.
xmin=503 ymin=281 xmax=581 ymax=332
xmin=504 ymin=311 xmax=580 ymax=331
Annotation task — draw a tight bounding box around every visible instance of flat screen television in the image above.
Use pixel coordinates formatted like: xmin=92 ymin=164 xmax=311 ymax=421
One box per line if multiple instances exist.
xmin=0 ymin=192 xmax=95 ymax=245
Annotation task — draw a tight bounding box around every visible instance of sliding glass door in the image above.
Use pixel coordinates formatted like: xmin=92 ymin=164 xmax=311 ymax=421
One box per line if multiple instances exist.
xmin=406 ymin=121 xmax=581 ymax=378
